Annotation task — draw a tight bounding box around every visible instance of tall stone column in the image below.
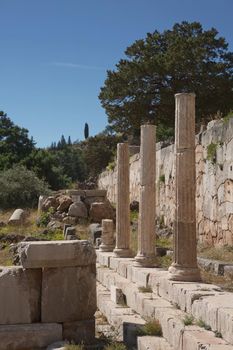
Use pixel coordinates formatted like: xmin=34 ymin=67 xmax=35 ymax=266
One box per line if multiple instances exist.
xmin=99 ymin=219 xmax=115 ymax=252
xmin=113 ymin=143 xmax=131 ymax=257
xmin=168 ymin=93 xmax=200 ymax=281
xmin=134 ymin=125 xmax=157 ymax=267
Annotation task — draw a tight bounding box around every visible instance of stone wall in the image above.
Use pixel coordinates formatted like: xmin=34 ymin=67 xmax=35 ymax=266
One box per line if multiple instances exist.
xmin=0 ymin=240 xmax=96 ymax=350
xmin=98 ymin=118 xmax=233 ymax=246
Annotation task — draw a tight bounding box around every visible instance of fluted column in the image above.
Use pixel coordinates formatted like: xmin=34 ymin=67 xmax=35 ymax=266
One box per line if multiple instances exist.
xmin=134 ymin=125 xmax=157 ymax=267
xmin=114 ymin=143 xmax=131 ymax=257
xmin=168 ymin=93 xmax=200 ymax=281
xmin=99 ymin=219 xmax=114 ymax=252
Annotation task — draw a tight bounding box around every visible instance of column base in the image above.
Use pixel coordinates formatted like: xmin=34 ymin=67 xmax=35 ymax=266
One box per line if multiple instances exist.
xmin=168 ymin=264 xmax=201 ymax=282
xmin=133 ymin=254 xmax=158 ymax=268
xmin=99 ymin=244 xmax=115 ymax=252
xmin=113 ymin=248 xmax=132 ymax=258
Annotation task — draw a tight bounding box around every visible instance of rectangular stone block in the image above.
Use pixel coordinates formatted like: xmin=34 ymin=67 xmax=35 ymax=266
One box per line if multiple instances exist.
xmin=182 ymin=327 xmax=228 ymax=350
xmin=0 ymin=323 xmax=62 ymax=350
xmin=137 ymin=336 xmax=174 ymax=350
xmin=63 ymin=319 xmax=95 ymax=344
xmin=0 ymin=266 xmax=41 ymax=324
xmin=42 ymin=265 xmax=96 ymax=323
xmin=19 ymin=240 xmax=96 ymax=268
xmin=218 ymin=307 xmax=233 ymax=344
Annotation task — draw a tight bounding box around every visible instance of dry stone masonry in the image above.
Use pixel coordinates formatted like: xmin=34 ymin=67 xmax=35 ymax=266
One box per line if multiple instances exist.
xmin=98 ymin=115 xmax=233 ymax=247
xmin=0 ymin=240 xmax=96 ymax=350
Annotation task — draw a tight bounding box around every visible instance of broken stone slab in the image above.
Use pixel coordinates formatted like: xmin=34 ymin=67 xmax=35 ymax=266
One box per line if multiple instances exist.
xmin=18 ymin=240 xmax=96 ymax=268
xmin=182 ymin=326 xmax=229 ymax=350
xmin=89 ymin=201 xmax=115 ymax=223
xmin=57 ymin=195 xmax=73 ymax=212
xmin=8 ymin=209 xmax=26 ymax=225
xmin=47 ymin=341 xmax=67 ymax=350
xmin=110 ymin=285 xmax=125 ymax=305
xmin=63 ymin=319 xmax=95 ymax=344
xmin=65 ymin=189 xmax=85 ymax=197
xmin=0 ymin=323 xmax=62 ymax=350
xmin=197 ymin=257 xmax=233 ymax=276
xmin=0 ymin=266 xmax=41 ymax=324
xmin=42 ymin=265 xmax=96 ymax=323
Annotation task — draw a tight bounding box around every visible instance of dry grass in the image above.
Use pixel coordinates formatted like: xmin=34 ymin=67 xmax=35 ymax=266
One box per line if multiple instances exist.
xmin=200 ymin=270 xmax=233 ymax=292
xmin=198 ymin=244 xmax=233 ymax=263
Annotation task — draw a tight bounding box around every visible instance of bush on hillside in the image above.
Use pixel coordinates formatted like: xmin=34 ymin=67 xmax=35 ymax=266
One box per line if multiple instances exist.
xmin=0 ymin=165 xmax=51 ymax=209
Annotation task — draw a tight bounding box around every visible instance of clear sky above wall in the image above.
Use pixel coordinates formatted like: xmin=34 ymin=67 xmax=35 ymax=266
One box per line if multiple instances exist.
xmin=0 ymin=0 xmax=232 ymax=147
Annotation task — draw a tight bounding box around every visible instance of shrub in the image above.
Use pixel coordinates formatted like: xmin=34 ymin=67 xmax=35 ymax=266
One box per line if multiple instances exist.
xmin=104 ymin=343 xmax=127 ymax=350
xmin=207 ymin=143 xmax=218 ymax=164
xmin=0 ymin=165 xmax=51 ymax=209
xmin=138 ymin=319 xmax=162 ymax=336
xmin=183 ymin=315 xmax=194 ymax=326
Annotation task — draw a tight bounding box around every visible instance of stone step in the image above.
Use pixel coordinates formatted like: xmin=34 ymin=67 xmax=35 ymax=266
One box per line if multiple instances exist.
xmin=97 ymin=251 xmax=233 ymax=346
xmin=97 ymin=261 xmax=233 ymax=349
xmin=137 ymin=336 xmax=174 ymax=350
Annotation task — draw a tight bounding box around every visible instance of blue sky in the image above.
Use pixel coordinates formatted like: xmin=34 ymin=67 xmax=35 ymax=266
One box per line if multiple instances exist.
xmin=0 ymin=0 xmax=232 ymax=147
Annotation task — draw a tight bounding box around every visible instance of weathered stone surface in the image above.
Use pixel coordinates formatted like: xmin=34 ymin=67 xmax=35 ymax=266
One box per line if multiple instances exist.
xmin=0 ymin=323 xmax=62 ymax=350
xmin=47 ymin=341 xmax=67 ymax=350
xmin=42 ymin=196 xmax=59 ymax=211
xmin=57 ymin=195 xmax=73 ymax=212
xmin=19 ymin=240 xmax=96 ymax=268
xmin=99 ymin=219 xmax=115 ymax=252
xmin=114 ymin=143 xmax=131 ymax=257
xmin=169 ymin=93 xmax=200 ymax=281
xmin=0 ymin=266 xmax=41 ymax=324
xmin=90 ymin=201 xmax=115 ymax=223
xmin=63 ymin=319 xmax=95 ymax=344
xmin=62 ymin=216 xmax=77 ymax=225
xmin=8 ymin=209 xmax=25 ymax=225
xmin=68 ymin=202 xmax=87 ymax=218
xmin=110 ymin=285 xmax=125 ymax=305
xmin=137 ymin=336 xmax=174 ymax=350
xmin=42 ymin=265 xmax=96 ymax=322
xmin=65 ymin=189 xmax=85 ymax=197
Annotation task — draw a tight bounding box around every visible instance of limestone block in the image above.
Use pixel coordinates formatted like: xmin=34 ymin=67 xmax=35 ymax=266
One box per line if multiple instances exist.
xmin=182 ymin=327 xmax=228 ymax=350
xmin=0 ymin=266 xmax=41 ymax=324
xmin=42 ymin=265 xmax=96 ymax=322
xmin=19 ymin=240 xmax=96 ymax=268
xmin=63 ymin=319 xmax=95 ymax=344
xmin=8 ymin=209 xmax=25 ymax=225
xmin=110 ymin=286 xmax=125 ymax=305
xmin=68 ymin=202 xmax=87 ymax=218
xmin=137 ymin=336 xmax=174 ymax=350
xmin=218 ymin=307 xmax=233 ymax=344
xmin=0 ymin=323 xmax=62 ymax=350
xmin=57 ymin=195 xmax=73 ymax=212
xmin=192 ymin=293 xmax=233 ymax=332
xmin=109 ymin=256 xmax=121 ymax=270
xmin=90 ymin=201 xmax=115 ymax=223
xmin=142 ymin=297 xmax=172 ymax=319
xmin=117 ymin=259 xmax=135 ymax=278
xmin=66 ymin=189 xmax=85 ymax=197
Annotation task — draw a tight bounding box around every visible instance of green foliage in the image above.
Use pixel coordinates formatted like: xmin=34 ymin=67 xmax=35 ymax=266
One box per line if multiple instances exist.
xmin=0 ymin=111 xmax=35 ymax=170
xmin=80 ymin=132 xmax=122 ymax=178
xmin=106 ymin=161 xmax=116 ymax=171
xmin=84 ymin=122 xmax=89 ymax=139
xmin=138 ymin=319 xmax=162 ymax=336
xmin=183 ymin=315 xmax=194 ymax=326
xmin=103 ymin=343 xmax=127 ymax=350
xmin=223 ymin=110 xmax=233 ymax=123
xmin=159 ymin=174 xmax=165 ymax=183
xmin=65 ymin=344 xmax=85 ymax=350
xmin=0 ymin=165 xmax=51 ymax=209
xmin=207 ymin=143 xmax=218 ymax=163
xmin=99 ymin=22 xmax=233 ymax=140
xmin=196 ymin=319 xmax=211 ymax=330
xmin=157 ymin=255 xmax=172 ymax=268
xmin=36 ymin=208 xmax=55 ymax=227
xmin=156 ymin=237 xmax=172 ymax=249
xmin=130 ymin=210 xmax=139 ymax=221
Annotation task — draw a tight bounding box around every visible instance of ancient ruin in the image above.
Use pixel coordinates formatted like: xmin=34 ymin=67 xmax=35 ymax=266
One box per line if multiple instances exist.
xmin=134 ymin=125 xmax=157 ymax=267
xmin=168 ymin=93 xmax=200 ymax=281
xmin=113 ymin=143 xmax=131 ymax=258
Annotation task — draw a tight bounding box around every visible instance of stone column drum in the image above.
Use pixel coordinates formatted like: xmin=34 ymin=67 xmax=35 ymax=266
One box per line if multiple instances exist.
xmin=99 ymin=219 xmax=115 ymax=252
xmin=134 ymin=125 xmax=157 ymax=267
xmin=114 ymin=143 xmax=131 ymax=257
xmin=168 ymin=93 xmax=200 ymax=281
